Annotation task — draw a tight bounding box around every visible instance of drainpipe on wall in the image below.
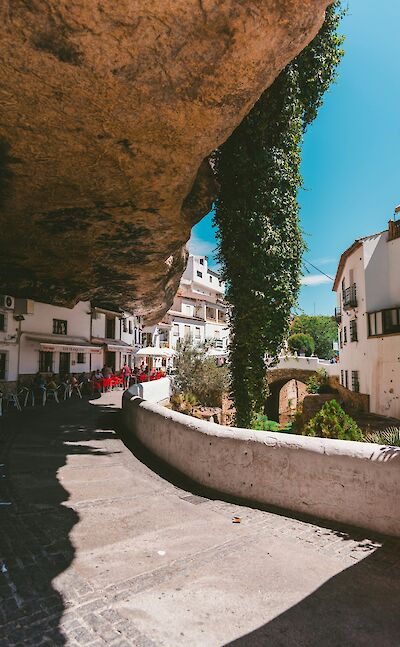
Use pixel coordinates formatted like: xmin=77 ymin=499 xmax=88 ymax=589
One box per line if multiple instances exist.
xmin=14 ymin=315 xmax=25 ymax=384
xmin=89 ymin=308 xmax=93 ymax=373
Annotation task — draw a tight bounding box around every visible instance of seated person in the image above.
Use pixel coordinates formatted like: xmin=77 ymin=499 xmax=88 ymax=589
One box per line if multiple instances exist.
xmin=46 ymin=373 xmax=58 ymax=391
xmin=33 ymin=372 xmax=46 ymax=403
xmin=69 ymin=374 xmax=79 ymax=387
xmin=33 ymin=372 xmax=46 ymax=391
xmin=102 ymin=365 xmax=113 ymax=378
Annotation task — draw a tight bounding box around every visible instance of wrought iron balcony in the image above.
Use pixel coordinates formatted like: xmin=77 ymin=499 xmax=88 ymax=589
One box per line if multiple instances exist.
xmin=342 ymin=284 xmax=357 ymax=310
xmin=335 ymin=307 xmax=342 ymax=323
xmin=388 ymin=219 xmax=400 ymax=241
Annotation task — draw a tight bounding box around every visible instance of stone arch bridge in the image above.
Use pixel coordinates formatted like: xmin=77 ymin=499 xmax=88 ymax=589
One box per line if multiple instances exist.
xmin=265 ymin=356 xmax=339 ymax=421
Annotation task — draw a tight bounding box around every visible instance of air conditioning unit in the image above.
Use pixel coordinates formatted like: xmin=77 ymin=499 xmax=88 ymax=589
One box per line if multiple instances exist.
xmin=14 ymin=298 xmax=34 ymax=315
xmin=0 ymin=295 xmax=15 ymax=310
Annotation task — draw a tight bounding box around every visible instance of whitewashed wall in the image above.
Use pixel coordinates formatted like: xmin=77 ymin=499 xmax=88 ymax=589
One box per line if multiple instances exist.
xmin=337 ymin=236 xmax=400 ymax=418
xmin=123 ymin=395 xmax=400 ymax=538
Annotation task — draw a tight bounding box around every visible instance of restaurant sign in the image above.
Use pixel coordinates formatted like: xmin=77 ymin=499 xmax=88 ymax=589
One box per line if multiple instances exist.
xmin=40 ymin=343 xmax=102 ymax=354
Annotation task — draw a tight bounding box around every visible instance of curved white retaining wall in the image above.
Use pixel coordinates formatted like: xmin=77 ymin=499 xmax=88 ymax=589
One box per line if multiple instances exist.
xmin=122 ymin=394 xmax=400 ymax=537
xmin=128 ymin=376 xmax=172 ymax=403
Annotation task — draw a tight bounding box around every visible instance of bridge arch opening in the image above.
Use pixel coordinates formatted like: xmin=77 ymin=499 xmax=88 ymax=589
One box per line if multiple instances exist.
xmin=265 ymin=378 xmax=308 ymax=424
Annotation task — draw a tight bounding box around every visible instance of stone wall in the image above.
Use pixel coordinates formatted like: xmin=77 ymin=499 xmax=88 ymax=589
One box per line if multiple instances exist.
xmin=122 ymin=393 xmax=400 ymax=537
xmin=301 ymin=394 xmax=337 ymax=425
xmin=328 ymin=376 xmax=370 ymax=413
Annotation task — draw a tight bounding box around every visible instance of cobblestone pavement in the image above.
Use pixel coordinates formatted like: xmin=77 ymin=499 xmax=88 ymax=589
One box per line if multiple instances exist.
xmin=1 ymin=393 xmax=400 ymax=647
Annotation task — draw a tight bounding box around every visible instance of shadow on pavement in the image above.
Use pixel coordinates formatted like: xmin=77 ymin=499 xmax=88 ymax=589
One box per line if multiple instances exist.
xmin=224 ymin=545 xmax=400 ymax=646
xmin=118 ymin=408 xmax=400 ymax=646
xmin=0 ymin=397 xmax=119 ymax=645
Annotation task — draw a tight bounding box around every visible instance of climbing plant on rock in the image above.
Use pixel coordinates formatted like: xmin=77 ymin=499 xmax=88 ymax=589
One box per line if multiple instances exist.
xmin=214 ymin=2 xmax=345 ymax=427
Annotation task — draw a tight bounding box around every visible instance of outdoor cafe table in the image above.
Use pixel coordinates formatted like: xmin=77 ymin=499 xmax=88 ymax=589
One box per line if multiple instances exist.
xmin=92 ymin=376 xmax=123 ymax=392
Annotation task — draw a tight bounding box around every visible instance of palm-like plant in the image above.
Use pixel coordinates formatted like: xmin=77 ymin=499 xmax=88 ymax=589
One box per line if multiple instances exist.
xmin=364 ymin=427 xmax=400 ymax=447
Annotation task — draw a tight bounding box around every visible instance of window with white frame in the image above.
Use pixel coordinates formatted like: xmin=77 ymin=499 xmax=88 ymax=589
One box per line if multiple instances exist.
xmin=173 ymin=323 xmax=179 ymax=336
xmin=197 ymin=271 xmax=202 ymax=278
xmin=349 ymin=319 xmax=358 ymax=342
xmin=53 ymin=319 xmax=67 ymax=335
xmin=184 ymin=325 xmax=191 ymax=338
xmin=351 ymin=370 xmax=360 ymax=392
xmin=77 ymin=353 xmax=86 ymax=364
xmin=39 ymin=351 xmax=53 ymax=372
xmin=199 ymin=258 xmax=204 ymax=265
xmin=194 ymin=326 xmax=201 ymax=339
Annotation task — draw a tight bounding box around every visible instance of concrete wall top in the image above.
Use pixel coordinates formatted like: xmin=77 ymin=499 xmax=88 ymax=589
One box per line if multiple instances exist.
xmin=272 ymin=355 xmax=339 ymax=376
xmin=126 ymin=377 xmax=172 ymax=403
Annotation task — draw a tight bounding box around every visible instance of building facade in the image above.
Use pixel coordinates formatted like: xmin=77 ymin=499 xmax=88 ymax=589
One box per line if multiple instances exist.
xmin=333 ymin=219 xmax=400 ymax=418
xmin=144 ymin=255 xmax=230 ymax=362
xmin=0 ymin=296 xmax=142 ymax=385
xmin=0 ymin=255 xmax=227 ymax=385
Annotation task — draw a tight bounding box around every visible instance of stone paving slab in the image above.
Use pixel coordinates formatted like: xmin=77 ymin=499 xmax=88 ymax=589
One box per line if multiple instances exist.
xmin=1 ymin=392 xmax=400 ymax=646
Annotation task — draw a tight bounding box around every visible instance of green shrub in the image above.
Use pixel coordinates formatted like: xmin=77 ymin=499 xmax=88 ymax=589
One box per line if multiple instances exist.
xmin=251 ymin=413 xmax=280 ymax=432
xmin=306 ymin=374 xmax=320 ymax=394
xmin=363 ymin=427 xmax=400 ymax=447
xmin=173 ymin=339 xmax=230 ymax=408
xmin=306 ymin=368 xmax=335 ymax=394
xmin=288 ymin=333 xmax=315 ymax=357
xmin=303 ymin=399 xmax=363 ymax=441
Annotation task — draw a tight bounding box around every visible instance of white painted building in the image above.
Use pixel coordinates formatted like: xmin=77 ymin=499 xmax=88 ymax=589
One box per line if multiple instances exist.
xmin=333 ymin=219 xmax=400 ymax=418
xmin=0 ymin=296 xmax=142 ymax=384
xmin=90 ymin=304 xmax=142 ymax=371
xmin=144 ymin=255 xmax=230 ymax=364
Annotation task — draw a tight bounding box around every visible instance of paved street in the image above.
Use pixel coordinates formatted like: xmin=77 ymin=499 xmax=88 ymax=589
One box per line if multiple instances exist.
xmin=1 ymin=392 xmax=400 ymax=647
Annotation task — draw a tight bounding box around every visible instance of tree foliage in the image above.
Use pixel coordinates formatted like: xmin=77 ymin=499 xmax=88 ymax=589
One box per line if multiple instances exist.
xmin=173 ymin=339 xmax=229 ymax=408
xmin=214 ymin=3 xmax=344 ymax=427
xmin=291 ymin=315 xmax=338 ymax=359
xmin=288 ymin=332 xmax=315 ymax=357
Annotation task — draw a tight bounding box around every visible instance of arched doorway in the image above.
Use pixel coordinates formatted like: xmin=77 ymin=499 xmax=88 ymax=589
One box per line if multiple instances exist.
xmin=265 ymin=378 xmax=308 ymax=423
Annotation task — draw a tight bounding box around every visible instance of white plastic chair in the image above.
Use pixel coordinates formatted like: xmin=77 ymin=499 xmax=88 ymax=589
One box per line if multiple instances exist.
xmin=61 ymin=382 xmax=71 ymax=400
xmin=70 ymin=383 xmax=82 ymax=399
xmin=4 ymin=390 xmax=22 ymax=412
xmin=46 ymin=386 xmax=61 ymax=404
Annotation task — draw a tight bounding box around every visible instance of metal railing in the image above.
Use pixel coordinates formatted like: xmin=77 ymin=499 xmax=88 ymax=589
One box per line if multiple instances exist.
xmin=388 ymin=219 xmax=400 ymax=241
xmin=342 ymin=284 xmax=357 ymax=309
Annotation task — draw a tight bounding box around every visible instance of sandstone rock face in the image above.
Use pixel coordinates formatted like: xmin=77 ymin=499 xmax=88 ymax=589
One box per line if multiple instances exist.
xmin=0 ymin=0 xmax=330 ymax=323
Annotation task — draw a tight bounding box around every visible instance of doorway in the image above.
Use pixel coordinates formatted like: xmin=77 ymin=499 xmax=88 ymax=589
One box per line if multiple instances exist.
xmin=105 ymin=351 xmax=116 ymax=371
xmin=59 ymin=352 xmax=70 ymax=375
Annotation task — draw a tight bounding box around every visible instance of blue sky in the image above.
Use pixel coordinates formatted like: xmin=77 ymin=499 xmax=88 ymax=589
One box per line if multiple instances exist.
xmin=189 ymin=0 xmax=400 ymax=315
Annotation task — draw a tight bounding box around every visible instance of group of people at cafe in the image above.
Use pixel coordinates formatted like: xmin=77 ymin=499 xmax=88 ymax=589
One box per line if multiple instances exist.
xmin=91 ymin=363 xmax=166 ymax=393
xmin=29 ymin=362 xmax=166 ymax=400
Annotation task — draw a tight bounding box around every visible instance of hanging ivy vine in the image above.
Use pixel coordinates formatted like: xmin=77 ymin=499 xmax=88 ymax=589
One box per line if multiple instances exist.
xmin=214 ymin=2 xmax=345 ymax=427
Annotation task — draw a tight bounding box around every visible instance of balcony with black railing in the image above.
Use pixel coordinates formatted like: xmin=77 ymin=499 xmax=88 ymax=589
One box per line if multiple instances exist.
xmin=388 ymin=219 xmax=400 ymax=241
xmin=342 ymin=284 xmax=357 ymax=310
